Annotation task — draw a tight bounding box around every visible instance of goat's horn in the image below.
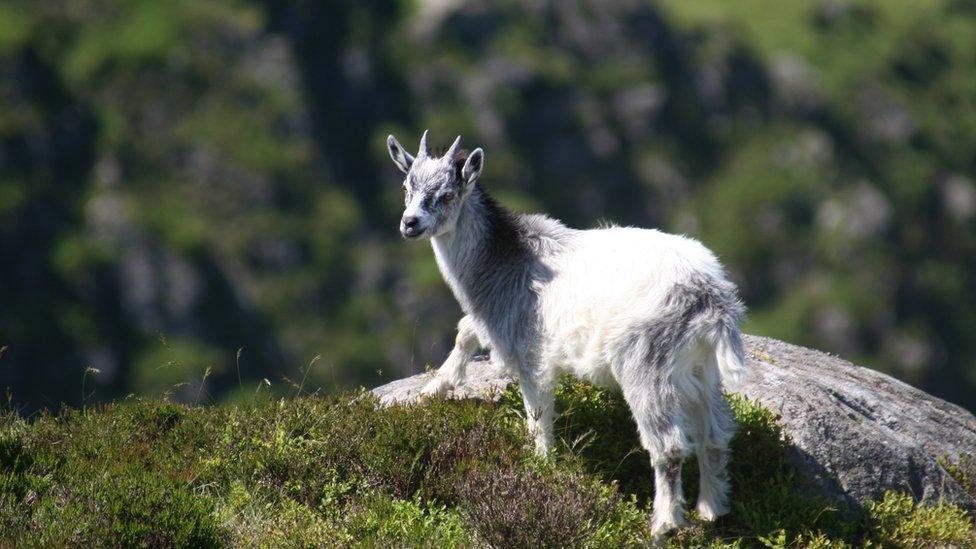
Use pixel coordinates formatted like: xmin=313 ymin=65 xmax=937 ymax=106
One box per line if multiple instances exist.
xmin=418 ymin=130 xmax=431 ymax=158
xmin=444 ymin=135 xmax=461 ymax=161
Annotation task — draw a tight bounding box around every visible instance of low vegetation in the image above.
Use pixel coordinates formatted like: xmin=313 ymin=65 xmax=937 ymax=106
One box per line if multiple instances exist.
xmin=1 ymin=379 xmax=973 ymax=547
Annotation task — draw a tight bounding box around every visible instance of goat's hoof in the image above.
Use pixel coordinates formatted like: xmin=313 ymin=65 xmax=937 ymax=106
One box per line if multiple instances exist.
xmin=649 ymin=528 xmax=675 ymax=547
xmin=420 ymin=376 xmax=452 ymax=398
xmin=695 ymin=498 xmax=728 ymax=522
xmin=650 ymin=521 xmax=681 ymax=538
xmin=649 ymin=527 xmax=677 ymax=547
xmin=649 ymin=515 xmax=685 ymax=545
xmin=532 ymin=440 xmax=554 ymax=458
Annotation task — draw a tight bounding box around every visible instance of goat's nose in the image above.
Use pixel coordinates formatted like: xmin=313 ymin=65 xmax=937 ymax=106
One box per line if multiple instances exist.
xmin=402 ymin=216 xmax=420 ymax=229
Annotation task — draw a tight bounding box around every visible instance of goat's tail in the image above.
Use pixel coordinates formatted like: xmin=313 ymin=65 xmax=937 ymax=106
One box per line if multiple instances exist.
xmin=713 ymin=324 xmax=746 ymax=390
xmin=697 ymin=287 xmax=747 ymax=390
xmin=665 ymin=277 xmax=747 ymax=389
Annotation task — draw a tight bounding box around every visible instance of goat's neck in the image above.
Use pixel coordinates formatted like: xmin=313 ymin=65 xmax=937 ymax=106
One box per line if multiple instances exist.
xmin=431 ymin=187 xmax=524 ymax=312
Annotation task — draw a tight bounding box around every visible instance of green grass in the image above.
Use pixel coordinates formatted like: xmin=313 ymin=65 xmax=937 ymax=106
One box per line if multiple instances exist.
xmin=0 ymin=380 xmax=972 ymax=547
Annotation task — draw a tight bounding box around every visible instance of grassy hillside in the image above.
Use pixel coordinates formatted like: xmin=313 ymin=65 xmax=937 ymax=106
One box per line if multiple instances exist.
xmin=2 ymin=381 xmax=972 ymax=547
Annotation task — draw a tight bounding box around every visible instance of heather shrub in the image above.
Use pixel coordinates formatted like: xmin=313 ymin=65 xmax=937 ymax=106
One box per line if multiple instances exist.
xmin=456 ymin=465 xmax=619 ymax=548
xmin=0 ymin=386 xmax=971 ymax=546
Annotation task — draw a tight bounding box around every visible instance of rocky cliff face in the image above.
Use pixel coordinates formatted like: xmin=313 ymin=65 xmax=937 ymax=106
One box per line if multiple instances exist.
xmin=372 ymin=335 xmax=976 ymax=513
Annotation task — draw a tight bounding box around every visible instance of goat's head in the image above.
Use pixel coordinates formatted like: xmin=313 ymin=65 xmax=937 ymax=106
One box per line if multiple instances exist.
xmin=387 ymin=131 xmax=484 ymax=239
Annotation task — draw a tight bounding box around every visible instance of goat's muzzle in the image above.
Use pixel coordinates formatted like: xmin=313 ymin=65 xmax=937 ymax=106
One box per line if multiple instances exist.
xmin=400 ymin=216 xmax=426 ymax=239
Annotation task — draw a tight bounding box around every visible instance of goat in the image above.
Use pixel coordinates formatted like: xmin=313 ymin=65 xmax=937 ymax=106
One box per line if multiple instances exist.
xmin=387 ymin=131 xmax=746 ymax=540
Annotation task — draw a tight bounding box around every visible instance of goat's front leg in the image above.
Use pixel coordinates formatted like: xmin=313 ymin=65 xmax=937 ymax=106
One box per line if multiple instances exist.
xmin=518 ymin=369 xmax=556 ymax=456
xmin=421 ymin=316 xmax=482 ymax=397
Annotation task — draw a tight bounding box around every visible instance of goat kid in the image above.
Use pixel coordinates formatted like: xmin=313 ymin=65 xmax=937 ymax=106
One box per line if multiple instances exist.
xmin=387 ymin=131 xmax=746 ymax=540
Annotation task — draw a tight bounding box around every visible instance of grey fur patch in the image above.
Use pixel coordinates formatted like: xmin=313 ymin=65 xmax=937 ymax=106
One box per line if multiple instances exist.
xmin=431 ymin=185 xmax=576 ymax=367
xmin=637 ymin=274 xmax=745 ymax=374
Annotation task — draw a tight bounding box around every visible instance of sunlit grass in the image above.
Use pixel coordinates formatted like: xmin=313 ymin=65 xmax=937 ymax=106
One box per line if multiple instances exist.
xmin=1 ymin=379 xmax=971 ymax=546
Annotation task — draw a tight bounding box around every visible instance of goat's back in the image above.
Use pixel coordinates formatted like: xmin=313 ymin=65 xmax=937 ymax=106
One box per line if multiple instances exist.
xmin=538 ymin=226 xmax=733 ymax=377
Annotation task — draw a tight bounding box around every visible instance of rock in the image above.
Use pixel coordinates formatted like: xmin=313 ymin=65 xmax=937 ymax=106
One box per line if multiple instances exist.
xmin=371 ymin=335 xmax=976 ymax=513
xmin=741 ymin=336 xmax=975 ymax=514
xmin=374 ymin=359 xmax=512 ymax=407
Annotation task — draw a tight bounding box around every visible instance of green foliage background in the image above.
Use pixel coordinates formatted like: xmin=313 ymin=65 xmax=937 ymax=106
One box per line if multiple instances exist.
xmin=1 ymin=0 xmax=975 ymax=412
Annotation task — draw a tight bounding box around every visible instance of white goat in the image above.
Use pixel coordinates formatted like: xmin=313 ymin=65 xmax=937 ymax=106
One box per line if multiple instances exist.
xmin=387 ymin=131 xmax=746 ymax=540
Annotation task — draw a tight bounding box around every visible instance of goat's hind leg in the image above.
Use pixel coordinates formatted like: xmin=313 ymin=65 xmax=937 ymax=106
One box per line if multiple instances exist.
xmin=694 ymin=354 xmax=736 ymax=521
xmin=619 ymin=347 xmax=696 ymax=540
xmin=421 ymin=316 xmax=481 ymax=397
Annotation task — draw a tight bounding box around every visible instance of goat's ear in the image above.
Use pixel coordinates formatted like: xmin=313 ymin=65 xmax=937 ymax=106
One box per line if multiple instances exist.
xmin=387 ymin=135 xmax=414 ymax=174
xmin=462 ymin=148 xmax=484 ymax=185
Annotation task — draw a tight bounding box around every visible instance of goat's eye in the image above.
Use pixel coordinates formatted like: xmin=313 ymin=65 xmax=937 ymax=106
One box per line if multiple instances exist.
xmin=442 ymin=191 xmax=455 ymax=203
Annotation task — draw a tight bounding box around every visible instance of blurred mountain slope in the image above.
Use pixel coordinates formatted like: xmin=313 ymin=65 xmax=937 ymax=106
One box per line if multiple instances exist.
xmin=0 ymin=0 xmax=974 ymax=411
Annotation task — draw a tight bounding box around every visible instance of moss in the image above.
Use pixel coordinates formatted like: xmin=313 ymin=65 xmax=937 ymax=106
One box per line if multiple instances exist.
xmin=940 ymin=453 xmax=976 ymax=501
xmin=344 ymin=493 xmax=473 ymax=547
xmin=865 ymin=492 xmax=975 ymax=548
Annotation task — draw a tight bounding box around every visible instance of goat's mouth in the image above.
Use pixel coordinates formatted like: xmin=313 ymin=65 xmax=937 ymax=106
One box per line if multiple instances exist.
xmin=401 ymin=226 xmax=428 ymax=240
